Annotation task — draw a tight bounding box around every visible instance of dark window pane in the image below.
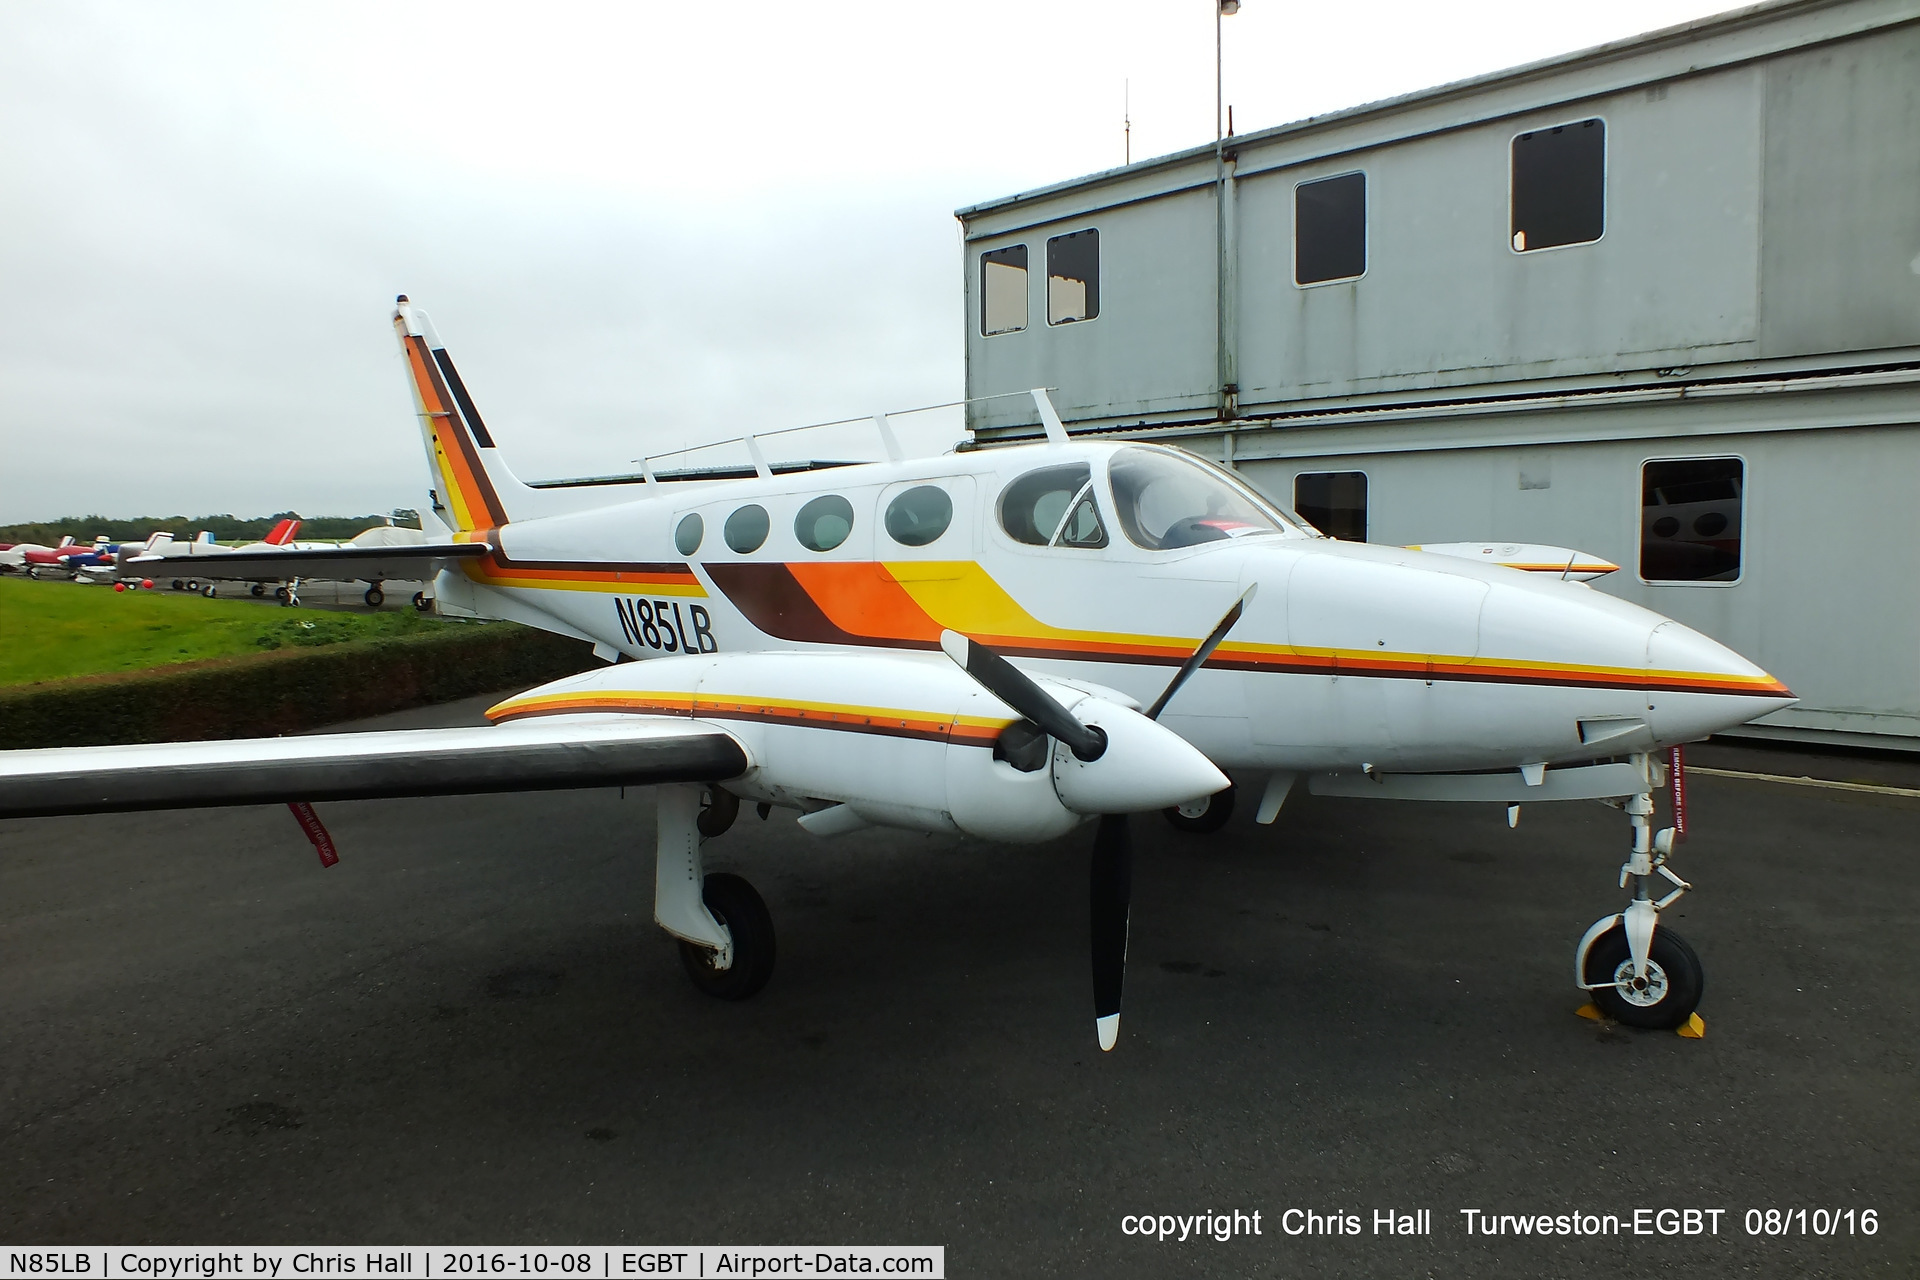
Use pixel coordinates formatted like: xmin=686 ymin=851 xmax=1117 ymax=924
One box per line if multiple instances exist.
xmin=1295 ymin=172 xmax=1366 ymax=285
xmin=981 ymin=244 xmax=1028 ymax=335
xmin=1641 ymin=458 xmax=1742 ymax=582
xmin=1293 ymin=471 xmax=1368 ymax=541
xmin=999 ymin=463 xmax=1105 ymax=548
xmin=1512 ymin=118 xmax=1604 ymax=252
xmin=885 ymin=485 xmax=953 ymax=546
xmin=1047 ymin=229 xmax=1099 ymax=324
xmin=674 ymin=513 xmax=703 ymax=556
xmin=794 ymin=495 xmax=854 ymax=552
xmin=724 ymin=504 xmax=769 ymax=554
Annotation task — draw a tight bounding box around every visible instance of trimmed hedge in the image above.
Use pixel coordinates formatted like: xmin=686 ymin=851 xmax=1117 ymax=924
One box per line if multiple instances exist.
xmin=0 ymin=622 xmax=595 ymax=749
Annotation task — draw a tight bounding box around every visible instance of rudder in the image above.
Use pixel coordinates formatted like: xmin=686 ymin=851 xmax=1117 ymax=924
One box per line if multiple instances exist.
xmin=393 ymin=295 xmax=532 ymax=533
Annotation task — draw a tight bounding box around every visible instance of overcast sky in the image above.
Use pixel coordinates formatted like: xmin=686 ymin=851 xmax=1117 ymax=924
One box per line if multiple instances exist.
xmin=0 ymin=0 xmax=1738 ymax=523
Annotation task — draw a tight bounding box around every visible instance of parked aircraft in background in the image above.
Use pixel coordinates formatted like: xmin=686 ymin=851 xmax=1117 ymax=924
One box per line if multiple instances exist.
xmin=0 ymin=297 xmax=1796 ymax=1051
xmin=136 ymin=519 xmax=438 ymax=607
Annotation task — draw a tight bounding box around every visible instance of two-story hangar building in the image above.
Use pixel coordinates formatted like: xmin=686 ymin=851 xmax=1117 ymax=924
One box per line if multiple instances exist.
xmin=956 ymin=0 xmax=1920 ymax=751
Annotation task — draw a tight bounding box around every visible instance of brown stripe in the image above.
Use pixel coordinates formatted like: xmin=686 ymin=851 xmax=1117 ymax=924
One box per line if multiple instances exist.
xmin=704 ymin=562 xmax=938 ymax=648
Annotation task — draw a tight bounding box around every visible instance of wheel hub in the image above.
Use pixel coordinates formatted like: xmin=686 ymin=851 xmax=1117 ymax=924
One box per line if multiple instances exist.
xmin=1176 ymin=798 xmax=1210 ymax=819
xmin=1609 ymin=957 xmax=1670 ymax=1007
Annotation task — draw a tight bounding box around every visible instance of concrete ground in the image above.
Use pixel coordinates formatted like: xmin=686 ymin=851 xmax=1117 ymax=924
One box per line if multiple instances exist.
xmin=0 ymin=697 xmax=1913 ymax=1277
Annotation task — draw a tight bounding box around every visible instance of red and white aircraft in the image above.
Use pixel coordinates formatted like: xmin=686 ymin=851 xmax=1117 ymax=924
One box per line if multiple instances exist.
xmin=0 ymin=297 xmax=1795 ymax=1049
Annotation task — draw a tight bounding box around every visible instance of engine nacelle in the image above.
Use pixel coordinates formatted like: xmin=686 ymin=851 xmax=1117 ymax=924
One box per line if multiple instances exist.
xmin=486 ymin=651 xmax=1225 ymax=843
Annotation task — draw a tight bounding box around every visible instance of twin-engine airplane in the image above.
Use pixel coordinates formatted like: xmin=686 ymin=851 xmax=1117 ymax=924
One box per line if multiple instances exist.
xmin=0 ymin=298 xmax=1796 ymax=1050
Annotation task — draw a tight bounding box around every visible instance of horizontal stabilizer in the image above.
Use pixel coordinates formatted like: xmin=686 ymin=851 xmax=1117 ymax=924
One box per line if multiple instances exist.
xmin=0 ymin=718 xmax=746 ymax=819
xmin=131 ymin=541 xmax=490 ymax=583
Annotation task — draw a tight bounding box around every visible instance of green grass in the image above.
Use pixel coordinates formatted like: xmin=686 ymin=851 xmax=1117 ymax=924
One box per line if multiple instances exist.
xmin=0 ymin=576 xmax=450 ymax=687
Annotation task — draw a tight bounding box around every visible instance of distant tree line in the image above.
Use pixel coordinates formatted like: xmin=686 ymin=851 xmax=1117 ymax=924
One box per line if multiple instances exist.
xmin=0 ymin=511 xmax=422 ymax=546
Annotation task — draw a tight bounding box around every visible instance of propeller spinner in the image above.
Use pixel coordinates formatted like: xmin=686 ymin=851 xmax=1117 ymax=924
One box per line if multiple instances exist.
xmin=938 ymin=586 xmax=1250 ymax=1051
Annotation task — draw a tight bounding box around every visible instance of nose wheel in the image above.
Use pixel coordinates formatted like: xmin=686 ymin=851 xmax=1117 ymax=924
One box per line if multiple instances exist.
xmin=1581 ymin=922 xmax=1703 ymax=1028
xmin=1576 ymin=752 xmax=1703 ymax=1030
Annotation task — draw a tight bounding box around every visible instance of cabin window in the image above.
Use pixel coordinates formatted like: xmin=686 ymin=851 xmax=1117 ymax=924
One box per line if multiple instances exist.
xmin=1293 ymin=471 xmax=1368 ymax=541
xmin=1511 ymin=118 xmax=1605 ymax=252
xmin=1641 ymin=457 xmax=1743 ymax=583
xmin=724 ymin=504 xmax=770 ymax=554
xmin=981 ymin=244 xmax=1028 ymax=336
xmin=1109 ymin=448 xmax=1288 ymax=549
xmin=999 ymin=463 xmax=1108 ymax=549
xmin=885 ymin=485 xmax=953 ymax=546
xmin=1047 ymin=229 xmax=1099 ymax=325
xmin=674 ymin=514 xmax=703 ymax=556
xmin=795 ymin=494 xmax=854 ymax=552
xmin=1294 ymin=172 xmax=1366 ymax=285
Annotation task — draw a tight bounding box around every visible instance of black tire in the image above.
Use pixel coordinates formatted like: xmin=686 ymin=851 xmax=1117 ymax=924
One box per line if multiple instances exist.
xmin=171 ymin=579 xmax=183 ymax=591
xmin=697 ymin=785 xmax=741 ymax=838
xmin=412 ymin=591 xmax=430 ymax=612
xmin=1584 ymin=923 xmax=1703 ymax=1030
xmin=250 ymin=582 xmax=264 ymax=597
xmin=678 ymin=872 xmax=775 ymax=1000
xmin=273 ymin=586 xmax=289 ymax=603
xmin=364 ymin=585 xmax=385 ymax=607
xmin=1164 ymin=782 xmax=1236 ymax=834
xmin=186 ymin=579 xmax=199 ymax=592
xmin=202 ymin=584 xmax=217 ymax=598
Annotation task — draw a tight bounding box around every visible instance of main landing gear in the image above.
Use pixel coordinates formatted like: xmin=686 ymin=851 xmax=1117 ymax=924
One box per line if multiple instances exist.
xmin=1576 ymin=752 xmax=1703 ymax=1029
xmin=655 ymin=784 xmax=774 ymax=1001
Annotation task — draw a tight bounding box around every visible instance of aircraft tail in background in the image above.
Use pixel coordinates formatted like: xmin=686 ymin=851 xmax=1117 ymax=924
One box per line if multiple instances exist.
xmin=263 ymin=519 xmax=301 ymax=545
xmin=392 ymin=296 xmax=537 ymax=534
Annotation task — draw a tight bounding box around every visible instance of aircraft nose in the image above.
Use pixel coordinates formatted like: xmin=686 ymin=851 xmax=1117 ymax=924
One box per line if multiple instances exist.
xmin=1646 ymin=620 xmax=1796 ymax=743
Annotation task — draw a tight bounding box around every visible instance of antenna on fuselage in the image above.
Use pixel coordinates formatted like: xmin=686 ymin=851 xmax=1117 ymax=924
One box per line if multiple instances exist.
xmin=743 ymin=432 xmax=773 ymax=480
xmin=1031 ymin=388 xmax=1070 ymax=446
xmin=872 ymin=412 xmax=904 ymax=463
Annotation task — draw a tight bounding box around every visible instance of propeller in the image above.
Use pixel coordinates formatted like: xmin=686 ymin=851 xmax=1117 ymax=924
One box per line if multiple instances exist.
xmin=938 ymin=586 xmax=1253 ymax=1052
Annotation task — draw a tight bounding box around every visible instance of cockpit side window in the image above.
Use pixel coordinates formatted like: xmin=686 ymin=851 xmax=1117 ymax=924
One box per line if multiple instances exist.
xmin=999 ymin=463 xmax=1108 ymax=549
xmin=1109 ymin=448 xmax=1299 ymax=550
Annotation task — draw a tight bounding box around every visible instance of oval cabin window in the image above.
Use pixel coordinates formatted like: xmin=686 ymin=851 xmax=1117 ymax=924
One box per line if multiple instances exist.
xmin=885 ymin=486 xmax=953 ymax=546
xmin=795 ymin=495 xmax=855 ymax=552
xmin=675 ymin=513 xmax=703 ymax=556
xmin=724 ymin=505 xmax=770 ymax=554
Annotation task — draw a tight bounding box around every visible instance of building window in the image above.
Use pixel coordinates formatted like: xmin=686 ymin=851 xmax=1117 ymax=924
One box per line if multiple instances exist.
xmin=1295 ymin=172 xmax=1366 ymax=285
xmin=1047 ymin=229 xmax=1099 ymax=325
xmin=1511 ymin=118 xmax=1604 ymax=252
xmin=1641 ymin=458 xmax=1743 ymax=583
xmin=1293 ymin=472 xmax=1368 ymax=541
xmin=981 ymin=245 xmax=1028 ymax=335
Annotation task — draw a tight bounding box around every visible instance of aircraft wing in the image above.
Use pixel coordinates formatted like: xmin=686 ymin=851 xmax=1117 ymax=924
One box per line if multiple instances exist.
xmin=128 ymin=541 xmax=490 ymax=583
xmin=0 ymin=717 xmax=747 ymax=819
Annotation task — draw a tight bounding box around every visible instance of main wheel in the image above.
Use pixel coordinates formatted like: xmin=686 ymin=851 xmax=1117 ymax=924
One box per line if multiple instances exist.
xmin=202 ymin=584 xmax=218 ymax=598
xmin=411 ymin=591 xmax=430 ymax=612
xmin=1583 ymin=923 xmax=1703 ymax=1029
xmin=250 ymin=582 xmax=265 ymax=597
xmin=273 ymin=585 xmax=289 ymax=603
xmin=171 ymin=578 xmax=184 ymax=591
xmin=1164 ymin=782 xmax=1235 ymax=834
xmin=363 ymin=585 xmax=385 ymax=607
xmin=186 ymin=579 xmax=199 ymax=592
xmin=678 ymin=872 xmax=775 ymax=1001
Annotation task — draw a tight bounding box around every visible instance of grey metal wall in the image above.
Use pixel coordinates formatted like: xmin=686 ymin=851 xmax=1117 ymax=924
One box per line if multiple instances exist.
xmin=959 ymin=2 xmax=1920 ymax=437
xmin=1211 ymin=419 xmax=1920 ymax=747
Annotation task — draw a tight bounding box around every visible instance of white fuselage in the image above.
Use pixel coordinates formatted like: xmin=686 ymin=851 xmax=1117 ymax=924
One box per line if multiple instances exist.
xmin=431 ymin=440 xmax=1791 ymax=780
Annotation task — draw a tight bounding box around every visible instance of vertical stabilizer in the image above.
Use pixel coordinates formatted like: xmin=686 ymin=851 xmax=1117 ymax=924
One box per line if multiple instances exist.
xmin=264 ymin=519 xmax=300 ymax=545
xmin=393 ymin=296 xmax=535 ymax=533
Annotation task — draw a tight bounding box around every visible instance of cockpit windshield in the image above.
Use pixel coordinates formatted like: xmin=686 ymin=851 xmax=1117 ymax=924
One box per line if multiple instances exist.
xmin=1108 ymin=447 xmax=1304 ymax=550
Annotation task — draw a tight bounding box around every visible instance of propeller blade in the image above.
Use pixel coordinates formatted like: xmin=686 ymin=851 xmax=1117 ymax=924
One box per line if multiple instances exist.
xmin=1090 ymin=812 xmax=1133 ymax=1051
xmin=1143 ymin=584 xmax=1258 ymax=722
xmin=939 ymin=630 xmax=1106 ymax=761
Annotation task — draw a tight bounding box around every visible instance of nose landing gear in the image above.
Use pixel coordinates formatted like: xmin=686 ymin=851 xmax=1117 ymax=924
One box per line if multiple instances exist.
xmin=1575 ymin=753 xmax=1702 ymax=1030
